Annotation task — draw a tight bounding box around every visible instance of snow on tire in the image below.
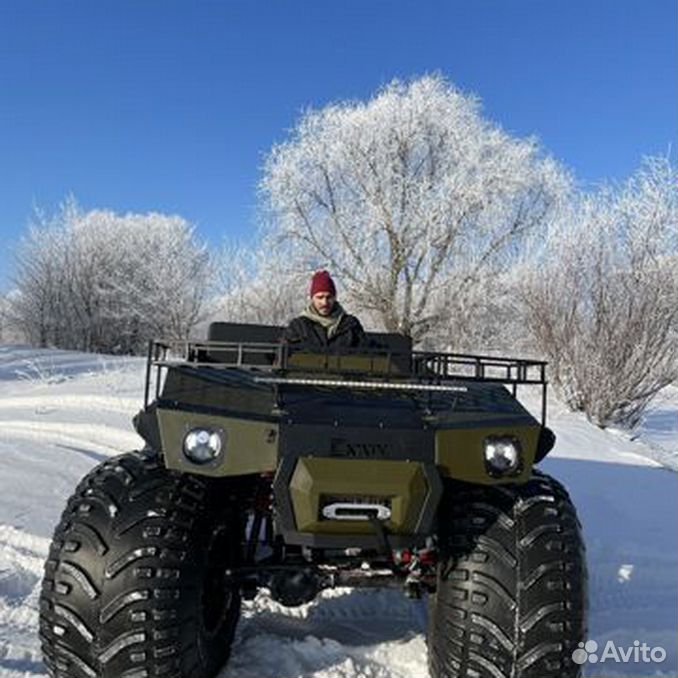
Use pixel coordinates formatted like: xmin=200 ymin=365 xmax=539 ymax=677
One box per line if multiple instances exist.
xmin=429 ymin=470 xmax=587 ymax=678
xmin=39 ymin=450 xmax=245 ymax=678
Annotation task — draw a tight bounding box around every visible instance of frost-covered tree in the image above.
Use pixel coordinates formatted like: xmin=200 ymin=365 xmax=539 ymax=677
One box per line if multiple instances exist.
xmin=11 ymin=200 xmax=209 ymax=353
xmin=522 ymin=157 xmax=678 ymax=428
xmin=422 ymin=268 xmax=534 ymax=354
xmin=0 ymin=293 xmax=23 ymax=344
xmin=260 ymin=74 xmax=571 ymax=343
xmin=8 ymin=203 xmax=71 ymax=348
xmin=208 ymin=240 xmax=306 ymax=326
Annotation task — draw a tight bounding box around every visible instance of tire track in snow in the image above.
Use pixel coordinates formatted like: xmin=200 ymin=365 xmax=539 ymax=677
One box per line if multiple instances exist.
xmin=0 ymin=525 xmax=50 ymax=677
xmin=0 ymin=420 xmax=142 ymax=455
xmin=0 ymin=394 xmax=140 ymax=415
xmin=0 ymin=525 xmax=49 ymax=574
xmin=222 ymin=589 xmax=429 ymax=677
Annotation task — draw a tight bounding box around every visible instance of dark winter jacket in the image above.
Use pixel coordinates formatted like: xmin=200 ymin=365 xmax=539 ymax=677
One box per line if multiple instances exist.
xmin=282 ymin=313 xmax=367 ymax=351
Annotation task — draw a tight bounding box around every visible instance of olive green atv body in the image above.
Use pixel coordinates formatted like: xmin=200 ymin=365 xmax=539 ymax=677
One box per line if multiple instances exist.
xmin=39 ymin=322 xmax=587 ymax=678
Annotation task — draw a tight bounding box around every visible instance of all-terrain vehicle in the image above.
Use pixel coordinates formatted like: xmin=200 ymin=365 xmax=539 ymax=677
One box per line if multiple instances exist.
xmin=39 ymin=323 xmax=587 ymax=678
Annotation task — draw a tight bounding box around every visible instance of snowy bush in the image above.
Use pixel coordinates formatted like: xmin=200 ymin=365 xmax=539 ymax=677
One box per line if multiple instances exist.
xmin=10 ymin=199 xmax=210 ymax=354
xmin=260 ymin=74 xmax=571 ymax=344
xmin=522 ymin=157 xmax=678 ymax=428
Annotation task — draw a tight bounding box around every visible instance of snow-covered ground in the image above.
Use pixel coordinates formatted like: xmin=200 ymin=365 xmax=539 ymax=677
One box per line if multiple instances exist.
xmin=0 ymin=345 xmax=676 ymax=678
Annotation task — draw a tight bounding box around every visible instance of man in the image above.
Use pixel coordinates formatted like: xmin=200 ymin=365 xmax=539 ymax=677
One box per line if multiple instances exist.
xmin=282 ymin=270 xmax=366 ymax=349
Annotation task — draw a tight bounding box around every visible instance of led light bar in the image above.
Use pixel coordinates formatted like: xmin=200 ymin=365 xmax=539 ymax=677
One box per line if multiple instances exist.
xmin=253 ymin=376 xmax=468 ymax=392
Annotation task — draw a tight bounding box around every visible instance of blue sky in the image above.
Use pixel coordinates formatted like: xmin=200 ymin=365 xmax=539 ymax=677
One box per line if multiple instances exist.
xmin=0 ymin=0 xmax=676 ymax=292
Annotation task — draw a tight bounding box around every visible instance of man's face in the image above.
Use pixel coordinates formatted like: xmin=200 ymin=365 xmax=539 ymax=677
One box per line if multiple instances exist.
xmin=311 ymin=292 xmax=335 ymax=316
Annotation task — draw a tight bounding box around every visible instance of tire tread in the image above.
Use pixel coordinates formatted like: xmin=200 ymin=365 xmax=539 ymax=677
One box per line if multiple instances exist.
xmin=429 ymin=471 xmax=587 ymax=678
xmin=40 ymin=450 xmax=243 ymax=678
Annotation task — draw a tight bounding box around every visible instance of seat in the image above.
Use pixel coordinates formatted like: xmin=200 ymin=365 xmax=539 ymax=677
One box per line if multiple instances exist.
xmin=204 ymin=322 xmax=284 ymax=365
xmin=365 ymin=332 xmax=412 ymax=373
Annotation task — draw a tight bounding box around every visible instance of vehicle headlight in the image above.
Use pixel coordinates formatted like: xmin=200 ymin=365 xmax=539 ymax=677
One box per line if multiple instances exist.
xmin=182 ymin=427 xmax=223 ymax=465
xmin=484 ymin=436 xmax=522 ymax=477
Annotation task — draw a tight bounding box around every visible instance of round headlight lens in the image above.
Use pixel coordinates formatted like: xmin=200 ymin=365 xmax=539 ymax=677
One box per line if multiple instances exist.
xmin=183 ymin=427 xmax=223 ymax=465
xmin=484 ymin=436 xmax=521 ymax=476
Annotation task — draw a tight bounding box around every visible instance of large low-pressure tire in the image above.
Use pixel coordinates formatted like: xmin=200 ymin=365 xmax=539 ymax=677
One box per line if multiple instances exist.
xmin=429 ymin=471 xmax=587 ymax=678
xmin=39 ymin=451 xmax=245 ymax=678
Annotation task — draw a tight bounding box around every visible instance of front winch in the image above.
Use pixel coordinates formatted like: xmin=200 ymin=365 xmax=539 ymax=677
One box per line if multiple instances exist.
xmin=321 ymin=500 xmax=392 ymax=522
xmin=272 ymin=455 xmax=442 ymax=548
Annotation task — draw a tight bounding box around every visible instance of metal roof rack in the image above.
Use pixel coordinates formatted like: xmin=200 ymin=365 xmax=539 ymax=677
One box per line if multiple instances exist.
xmin=144 ymin=339 xmax=549 ymax=424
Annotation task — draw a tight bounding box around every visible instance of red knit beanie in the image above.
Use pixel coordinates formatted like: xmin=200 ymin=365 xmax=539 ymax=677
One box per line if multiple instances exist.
xmin=310 ymin=270 xmax=336 ymax=297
